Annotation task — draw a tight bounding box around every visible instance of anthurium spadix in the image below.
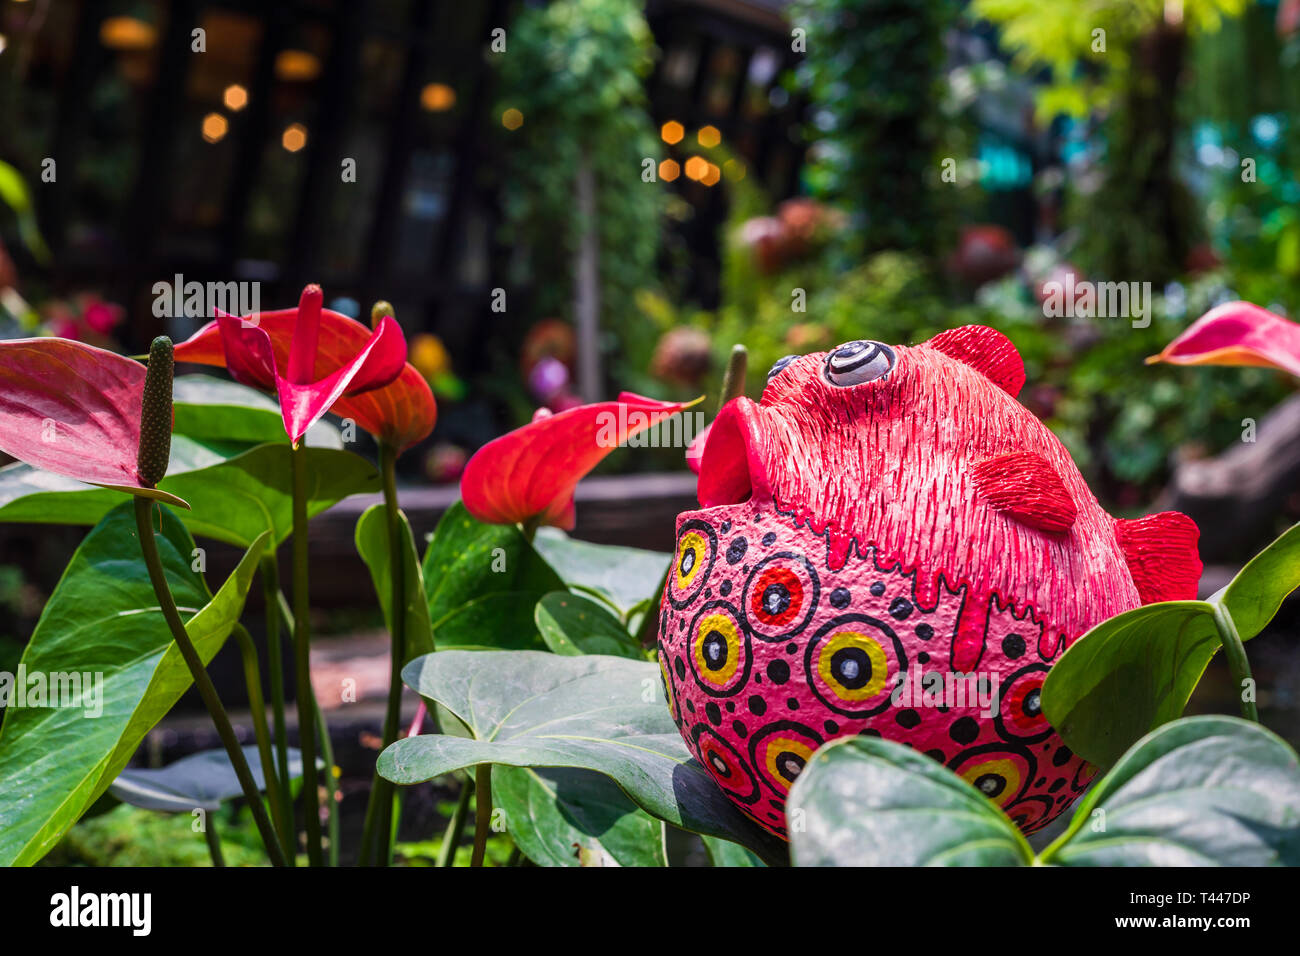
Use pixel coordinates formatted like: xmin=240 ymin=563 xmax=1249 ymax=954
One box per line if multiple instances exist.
xmin=461 ymin=393 xmax=699 ymax=528
xmin=0 ymin=336 xmax=188 ymax=508
xmin=174 ymin=284 xmax=433 ymax=447
xmin=1147 ymin=300 xmax=1300 ymax=378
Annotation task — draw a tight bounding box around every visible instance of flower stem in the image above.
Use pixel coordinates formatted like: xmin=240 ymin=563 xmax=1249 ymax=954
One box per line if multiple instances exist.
xmin=313 ymin=689 xmax=341 ymax=867
xmin=290 ymin=441 xmax=324 ymax=866
xmin=471 ymin=764 xmax=492 ymax=867
xmin=260 ymin=554 xmax=295 ymax=862
xmin=203 ymin=812 xmax=226 ymax=868
xmin=131 ymin=496 xmax=286 ymax=867
xmin=1212 ymin=603 xmax=1258 ymax=722
xmin=231 ymin=622 xmax=287 ymax=847
xmin=438 ymin=774 xmax=473 ymax=867
xmin=359 ymin=443 xmax=409 ymax=866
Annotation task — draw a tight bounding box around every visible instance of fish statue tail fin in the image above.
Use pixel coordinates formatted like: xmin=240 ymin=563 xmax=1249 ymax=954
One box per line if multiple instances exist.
xmin=1114 ymin=511 xmax=1203 ymax=604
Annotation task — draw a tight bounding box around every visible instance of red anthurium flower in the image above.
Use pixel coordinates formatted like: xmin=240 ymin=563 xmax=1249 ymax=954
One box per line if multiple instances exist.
xmin=0 ymin=338 xmax=187 ymax=507
xmin=1147 ymin=301 xmax=1300 ymax=378
xmin=174 ymin=285 xmax=436 ymax=448
xmin=462 ymin=393 xmax=698 ymax=528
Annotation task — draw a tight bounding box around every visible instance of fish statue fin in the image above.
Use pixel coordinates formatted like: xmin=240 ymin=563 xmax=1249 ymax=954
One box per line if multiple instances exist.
xmin=1114 ymin=511 xmax=1203 ymax=604
xmin=923 ymin=325 xmax=1027 ymax=397
xmin=972 ymin=450 xmax=1077 ymax=533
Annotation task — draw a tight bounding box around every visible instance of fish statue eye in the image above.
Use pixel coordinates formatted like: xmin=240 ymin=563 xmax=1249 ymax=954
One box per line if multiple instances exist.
xmin=824 ymin=340 xmax=895 ymax=387
xmin=767 ymin=354 xmax=797 ymax=381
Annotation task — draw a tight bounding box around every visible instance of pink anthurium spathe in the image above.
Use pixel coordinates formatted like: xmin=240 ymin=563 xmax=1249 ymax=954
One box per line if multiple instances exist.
xmin=0 ymin=337 xmax=188 ymax=507
xmin=177 ymin=285 xmax=409 ymax=445
xmin=1147 ymin=301 xmax=1300 ymax=378
xmin=461 ymin=393 xmax=699 ymax=529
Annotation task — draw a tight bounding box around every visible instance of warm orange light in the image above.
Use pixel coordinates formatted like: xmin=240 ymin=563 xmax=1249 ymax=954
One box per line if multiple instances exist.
xmin=222 ymin=84 xmax=248 ymax=111
xmin=684 ymin=156 xmax=709 ymax=182
xmin=100 ymin=16 xmax=157 ymax=51
xmin=502 ymin=108 xmax=523 ymax=130
xmin=201 ymin=112 xmax=228 ymax=144
xmin=281 ymin=123 xmax=308 ymax=152
xmin=275 ymin=49 xmax=321 ymax=82
xmin=701 ymin=162 xmax=721 ymax=187
xmin=659 ymin=159 xmax=680 ymax=182
xmin=697 ymin=125 xmax=721 ymax=148
xmin=660 ymin=121 xmax=684 ymax=145
xmin=421 ymin=83 xmax=456 ymax=112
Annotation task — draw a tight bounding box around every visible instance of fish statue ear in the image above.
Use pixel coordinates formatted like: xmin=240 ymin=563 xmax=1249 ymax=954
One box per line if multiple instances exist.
xmin=922 ymin=325 xmax=1027 ymax=398
xmin=1114 ymin=511 xmax=1203 ymax=604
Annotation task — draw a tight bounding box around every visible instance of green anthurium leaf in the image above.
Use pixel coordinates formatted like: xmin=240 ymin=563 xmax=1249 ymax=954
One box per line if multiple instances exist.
xmin=535 ymin=591 xmax=645 ymax=659
xmin=1041 ymin=601 xmax=1223 ymax=770
xmin=378 ymin=650 xmax=786 ymax=863
xmin=171 ymin=374 xmax=342 ymax=448
xmin=109 ymin=746 xmax=304 ymax=813
xmin=421 ymin=502 xmax=564 ymax=650
xmin=787 ymin=736 xmax=1033 ymax=867
xmin=0 ymin=434 xmax=255 ymax=526
xmin=1212 ymin=521 xmax=1300 ymax=642
xmin=160 ymin=444 xmax=378 ymax=547
xmin=701 ymin=834 xmax=767 ymax=866
xmin=0 ymin=504 xmax=268 ymax=865
xmin=533 ymin=528 xmax=670 ymax=616
xmin=1039 ymin=716 xmax=1300 ymax=866
xmin=493 ymin=765 xmax=667 ymax=867
xmin=356 ymin=503 xmax=434 ymax=661
xmin=0 ymin=442 xmax=374 ymax=548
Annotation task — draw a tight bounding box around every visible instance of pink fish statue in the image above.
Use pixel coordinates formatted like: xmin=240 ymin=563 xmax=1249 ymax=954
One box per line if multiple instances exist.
xmin=659 ymin=326 xmax=1201 ymax=837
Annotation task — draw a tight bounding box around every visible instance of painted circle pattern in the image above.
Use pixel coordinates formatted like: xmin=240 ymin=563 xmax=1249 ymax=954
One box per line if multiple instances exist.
xmin=660 ymin=510 xmax=1095 ymax=839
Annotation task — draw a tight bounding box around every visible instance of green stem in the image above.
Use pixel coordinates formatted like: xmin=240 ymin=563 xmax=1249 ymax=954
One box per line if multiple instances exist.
xmin=313 ymin=688 xmax=340 ymax=867
xmin=471 ymin=764 xmax=492 ymax=867
xmin=203 ymin=811 xmax=226 ymax=868
xmin=231 ymin=623 xmax=287 ymax=849
xmin=131 ymin=497 xmax=286 ymax=867
xmin=1212 ymin=603 xmax=1258 ymax=722
xmin=360 ymin=443 xmax=408 ymax=865
xmin=438 ymin=775 xmax=473 ymax=867
xmin=290 ymin=442 xmax=324 ymax=866
xmin=260 ymin=554 xmax=294 ymax=861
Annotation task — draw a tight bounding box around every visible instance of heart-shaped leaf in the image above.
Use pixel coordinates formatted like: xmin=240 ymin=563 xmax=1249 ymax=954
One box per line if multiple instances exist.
xmin=356 ymin=503 xmax=434 ymax=661
xmin=460 ymin=393 xmax=696 ymax=529
xmin=110 ymin=746 xmax=305 ymax=812
xmin=1039 ymin=716 xmax=1300 ymax=866
xmin=378 ymin=650 xmax=786 ymax=863
xmin=533 ymin=529 xmax=670 ymax=617
xmin=0 ymin=434 xmax=254 ymax=526
xmin=535 ymin=591 xmax=645 ymax=659
xmin=0 ymin=504 xmax=268 ymax=865
xmin=787 ymin=736 xmax=1033 ymax=866
xmin=1214 ymin=521 xmax=1300 ymax=641
xmin=1041 ymin=601 xmax=1220 ymax=769
xmin=421 ymin=502 xmax=564 ymax=650
xmin=1043 ymin=521 xmax=1300 ymax=769
xmin=787 ymin=717 xmax=1300 ymax=867
xmin=0 ymin=337 xmax=146 ymax=488
xmin=493 ymin=765 xmax=667 ymax=867
xmin=0 ymin=442 xmax=378 ymax=548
